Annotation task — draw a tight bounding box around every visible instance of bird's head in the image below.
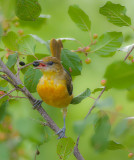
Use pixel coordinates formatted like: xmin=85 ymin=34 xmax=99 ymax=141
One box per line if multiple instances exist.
xmin=33 ymin=56 xmax=64 ymax=75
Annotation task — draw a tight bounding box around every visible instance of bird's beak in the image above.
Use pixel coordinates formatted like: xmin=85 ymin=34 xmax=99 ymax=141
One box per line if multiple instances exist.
xmin=33 ymin=60 xmax=47 ymax=69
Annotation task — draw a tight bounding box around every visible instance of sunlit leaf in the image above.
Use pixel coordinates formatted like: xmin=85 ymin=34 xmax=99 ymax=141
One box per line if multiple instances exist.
xmin=18 ymin=35 xmax=36 ymax=55
xmin=107 ymin=140 xmax=125 ymax=150
xmin=2 ymin=31 xmax=18 ymax=51
xmin=15 ymin=0 xmax=41 ymax=21
xmin=6 ymin=53 xmax=18 ymax=68
xmin=91 ymin=32 xmax=123 ymax=57
xmin=99 ymin=1 xmax=131 ymax=27
xmin=71 ymin=88 xmax=91 ymax=104
xmin=118 ymin=44 xmax=134 ymax=52
xmin=57 ymin=137 xmax=75 ymax=160
xmin=24 ymin=68 xmax=42 ymax=93
xmin=104 ymin=61 xmax=134 ymax=89
xmin=61 ymin=49 xmax=82 ymax=76
xmin=92 ymin=87 xmax=108 ymax=94
xmin=68 ymin=5 xmax=91 ymax=31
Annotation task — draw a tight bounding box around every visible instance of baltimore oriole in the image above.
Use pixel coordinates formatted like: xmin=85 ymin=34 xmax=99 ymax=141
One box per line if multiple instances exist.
xmin=33 ymin=39 xmax=73 ymax=138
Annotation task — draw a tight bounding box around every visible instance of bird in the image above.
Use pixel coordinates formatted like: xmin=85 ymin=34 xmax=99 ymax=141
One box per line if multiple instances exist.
xmin=33 ymin=39 xmax=73 ymax=138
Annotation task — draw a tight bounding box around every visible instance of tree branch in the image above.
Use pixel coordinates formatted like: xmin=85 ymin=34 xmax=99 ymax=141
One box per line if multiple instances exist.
xmin=124 ymin=45 xmax=134 ymax=61
xmin=0 ymin=88 xmax=16 ymax=100
xmin=0 ymin=58 xmax=82 ymax=159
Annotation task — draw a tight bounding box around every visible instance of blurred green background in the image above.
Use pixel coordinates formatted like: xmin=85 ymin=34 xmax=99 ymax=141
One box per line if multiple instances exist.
xmin=1 ymin=0 xmax=134 ymax=159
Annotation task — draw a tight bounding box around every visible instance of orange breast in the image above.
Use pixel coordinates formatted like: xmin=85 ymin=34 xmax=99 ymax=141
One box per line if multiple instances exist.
xmin=37 ymin=75 xmax=73 ymax=108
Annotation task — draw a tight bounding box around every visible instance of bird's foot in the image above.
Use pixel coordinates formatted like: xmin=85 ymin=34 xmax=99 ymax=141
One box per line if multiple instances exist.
xmin=33 ymin=100 xmax=43 ymax=109
xmin=56 ymin=127 xmax=66 ymax=139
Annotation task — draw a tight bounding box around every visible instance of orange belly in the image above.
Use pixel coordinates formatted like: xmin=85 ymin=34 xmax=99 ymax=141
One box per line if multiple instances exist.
xmin=37 ymin=76 xmax=73 ymax=108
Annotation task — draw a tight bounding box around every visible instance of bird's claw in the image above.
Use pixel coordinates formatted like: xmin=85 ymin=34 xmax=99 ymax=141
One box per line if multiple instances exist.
xmin=56 ymin=127 xmax=66 ymax=139
xmin=33 ymin=100 xmax=43 ymax=109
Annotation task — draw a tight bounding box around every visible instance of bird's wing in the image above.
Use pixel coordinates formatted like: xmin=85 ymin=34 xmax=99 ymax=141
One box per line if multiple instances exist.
xmin=64 ymin=69 xmax=73 ymax=96
xmin=50 ymin=39 xmax=63 ymax=60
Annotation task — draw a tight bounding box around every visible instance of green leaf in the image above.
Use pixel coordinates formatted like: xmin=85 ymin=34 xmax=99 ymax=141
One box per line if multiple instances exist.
xmin=91 ymin=32 xmax=123 ymax=57
xmin=91 ymin=111 xmax=111 ymax=152
xmin=107 ymin=140 xmax=125 ymax=150
xmin=73 ymin=114 xmax=97 ymax=135
xmin=0 ymin=143 xmax=10 ymax=160
xmin=92 ymin=87 xmax=107 ymax=94
xmin=0 ymin=86 xmax=9 ymax=92
xmin=15 ymin=0 xmax=41 ymax=21
xmin=99 ymin=1 xmax=131 ymax=27
xmin=19 ymin=14 xmax=50 ymax=28
xmin=104 ymin=61 xmax=134 ymax=89
xmin=61 ymin=49 xmax=82 ymax=76
xmin=18 ymin=35 xmax=36 ymax=55
xmin=24 ymin=68 xmax=42 ymax=93
xmin=96 ymin=97 xmax=114 ymax=109
xmin=6 ymin=53 xmax=18 ymax=68
xmin=2 ymin=31 xmax=18 ymax=51
xmin=0 ymin=100 xmax=9 ymax=122
xmin=57 ymin=137 xmax=75 ymax=160
xmin=127 ymin=89 xmax=134 ymax=101
xmin=71 ymin=88 xmax=91 ymax=104
xmin=68 ymin=5 xmax=91 ymax=32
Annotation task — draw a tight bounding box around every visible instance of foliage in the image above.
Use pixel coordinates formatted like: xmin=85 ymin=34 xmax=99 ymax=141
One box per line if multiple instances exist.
xmin=0 ymin=0 xmax=134 ymax=160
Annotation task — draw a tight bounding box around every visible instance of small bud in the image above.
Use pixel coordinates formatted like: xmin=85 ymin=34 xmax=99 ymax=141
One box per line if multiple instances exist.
xmin=18 ymin=29 xmax=24 ymax=36
xmin=0 ymin=91 xmax=5 ymax=95
xmin=77 ymin=47 xmax=82 ymax=53
xmin=128 ymin=55 xmax=133 ymax=60
xmin=36 ymin=149 xmax=40 ymax=155
xmin=85 ymin=58 xmax=91 ymax=64
xmin=93 ymin=34 xmax=98 ymax=39
xmin=5 ymin=53 xmax=10 ymax=59
xmin=128 ymin=153 xmax=134 ymax=158
xmin=132 ymin=59 xmax=134 ymax=63
xmin=69 ymin=67 xmax=72 ymax=72
xmin=2 ymin=21 xmax=10 ymax=31
xmin=83 ymin=46 xmax=91 ymax=52
xmin=19 ymin=61 xmax=25 ymax=66
xmin=101 ymin=79 xmax=107 ymax=86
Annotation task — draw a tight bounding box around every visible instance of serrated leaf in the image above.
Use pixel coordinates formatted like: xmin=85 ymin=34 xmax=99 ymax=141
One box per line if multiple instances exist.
xmin=18 ymin=35 xmax=36 ymax=55
xmin=6 ymin=53 xmax=18 ymax=68
xmin=91 ymin=32 xmax=123 ymax=57
xmin=24 ymin=68 xmax=42 ymax=93
xmin=61 ymin=49 xmax=82 ymax=76
xmin=2 ymin=31 xmax=18 ymax=51
xmin=57 ymin=137 xmax=75 ymax=160
xmin=104 ymin=61 xmax=134 ymax=89
xmin=71 ymin=88 xmax=91 ymax=104
xmin=99 ymin=1 xmax=131 ymax=27
xmin=107 ymin=140 xmax=125 ymax=150
xmin=0 ymin=100 xmax=9 ymax=122
xmin=15 ymin=0 xmax=41 ymax=21
xmin=68 ymin=5 xmax=91 ymax=32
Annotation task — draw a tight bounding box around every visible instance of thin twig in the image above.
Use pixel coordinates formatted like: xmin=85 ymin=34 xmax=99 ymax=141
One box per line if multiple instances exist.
xmin=19 ymin=62 xmax=33 ymax=70
xmin=85 ymin=87 xmax=106 ymax=119
xmin=8 ymin=95 xmax=27 ymax=99
xmin=30 ymin=117 xmax=48 ymax=126
xmin=124 ymin=45 xmax=134 ymax=61
xmin=0 ymin=88 xmax=16 ymax=100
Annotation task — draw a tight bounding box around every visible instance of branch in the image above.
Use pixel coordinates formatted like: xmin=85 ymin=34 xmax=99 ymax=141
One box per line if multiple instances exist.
xmin=0 ymin=88 xmax=16 ymax=100
xmin=0 ymin=58 xmax=83 ymax=159
xmin=19 ymin=62 xmax=34 ymax=70
xmin=124 ymin=45 xmax=134 ymax=61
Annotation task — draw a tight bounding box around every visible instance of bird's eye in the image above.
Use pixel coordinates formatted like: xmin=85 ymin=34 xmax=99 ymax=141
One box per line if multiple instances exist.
xmin=47 ymin=61 xmax=54 ymax=65
xmin=33 ymin=61 xmax=39 ymax=67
